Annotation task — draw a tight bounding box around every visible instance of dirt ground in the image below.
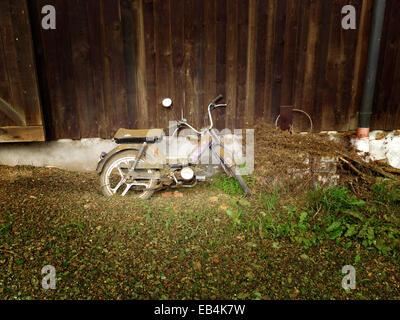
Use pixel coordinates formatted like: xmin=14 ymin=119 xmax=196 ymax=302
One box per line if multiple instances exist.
xmin=0 ymin=123 xmax=399 ymax=300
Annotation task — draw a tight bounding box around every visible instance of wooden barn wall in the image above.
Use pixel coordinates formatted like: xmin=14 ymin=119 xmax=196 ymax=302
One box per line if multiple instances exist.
xmin=371 ymin=0 xmax=400 ymax=130
xmin=0 ymin=0 xmax=45 ymax=142
xmin=27 ymin=0 xmax=400 ymax=140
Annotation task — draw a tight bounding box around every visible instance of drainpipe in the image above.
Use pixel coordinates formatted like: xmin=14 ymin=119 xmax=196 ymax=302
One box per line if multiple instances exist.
xmin=354 ymin=0 xmax=386 ymax=156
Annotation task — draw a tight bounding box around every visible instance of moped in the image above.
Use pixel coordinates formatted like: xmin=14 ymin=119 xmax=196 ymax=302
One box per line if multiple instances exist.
xmin=96 ymin=95 xmax=251 ymax=199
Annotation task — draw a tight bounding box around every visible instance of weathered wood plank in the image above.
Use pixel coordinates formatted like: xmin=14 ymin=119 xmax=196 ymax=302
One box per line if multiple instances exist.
xmin=154 ymin=0 xmax=173 ymax=128
xmin=0 ymin=33 xmax=11 ymax=106
xmin=293 ymin=0 xmax=309 ymax=116
xmin=0 ymin=0 xmax=26 ymax=122
xmin=9 ymin=0 xmax=42 ymax=126
xmin=383 ymin=0 xmax=400 ymax=130
xmin=339 ymin=0 xmax=362 ymax=132
xmin=86 ymin=0 xmax=108 ymax=138
xmin=35 ymin=0 xmax=79 ymax=139
xmin=204 ymin=0 xmax=217 ymax=124
xmin=143 ymin=0 xmax=157 ymax=127
xmin=300 ymin=0 xmax=321 ymax=132
xmin=320 ymin=0 xmax=341 ymax=132
xmin=183 ymin=0 xmax=195 ymax=125
xmin=312 ymin=0 xmax=332 ymax=132
xmin=0 ymin=29 xmax=15 ymax=127
xmin=371 ymin=0 xmax=393 ymax=130
xmin=170 ymin=0 xmax=185 ymax=121
xmin=390 ymin=47 xmax=400 ymax=130
xmin=225 ymin=0 xmax=238 ymax=129
xmin=244 ymin=0 xmax=257 ymax=127
xmin=193 ymin=0 xmax=205 ymax=128
xmin=121 ymin=0 xmax=139 ymax=129
xmin=27 ymin=0 xmax=54 ymax=137
xmin=101 ymin=0 xmax=129 ymax=135
xmin=270 ymin=0 xmax=287 ymax=124
xmin=215 ymin=0 xmax=227 ymax=130
xmin=281 ymin=0 xmax=299 ymax=106
xmin=68 ymin=0 xmax=96 ymax=138
xmin=0 ymin=126 xmax=45 ymax=142
xmin=55 ymin=0 xmax=80 ymax=139
xmin=39 ymin=0 xmax=60 ymax=139
xmin=133 ymin=0 xmax=149 ymax=129
xmin=0 ymin=96 xmax=25 ymax=126
xmin=235 ymin=0 xmax=249 ymax=129
xmin=263 ymin=0 xmax=277 ymax=122
xmin=373 ymin=0 xmax=400 ymax=130
xmin=254 ymin=0 xmax=268 ymax=120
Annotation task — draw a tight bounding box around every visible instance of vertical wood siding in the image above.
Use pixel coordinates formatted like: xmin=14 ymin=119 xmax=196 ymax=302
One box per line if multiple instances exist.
xmin=23 ymin=0 xmax=400 ymax=139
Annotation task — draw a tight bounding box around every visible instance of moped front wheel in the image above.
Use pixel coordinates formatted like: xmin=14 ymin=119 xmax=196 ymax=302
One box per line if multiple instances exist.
xmin=99 ymin=150 xmax=158 ymax=200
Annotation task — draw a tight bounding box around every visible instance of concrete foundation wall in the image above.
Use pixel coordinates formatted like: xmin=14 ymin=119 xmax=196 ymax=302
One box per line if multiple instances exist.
xmin=0 ymin=134 xmax=246 ymax=172
xmin=0 ymin=130 xmax=399 ymax=172
xmin=0 ymin=138 xmax=117 ymax=172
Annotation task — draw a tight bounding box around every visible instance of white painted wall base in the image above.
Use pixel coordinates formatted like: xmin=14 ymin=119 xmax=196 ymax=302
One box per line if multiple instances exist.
xmin=0 ymin=138 xmax=116 ymax=172
xmin=0 ymin=130 xmax=398 ymax=172
xmin=351 ymin=131 xmax=400 ymax=169
xmin=319 ymin=130 xmax=400 ymax=169
xmin=0 ymin=134 xmax=247 ymax=172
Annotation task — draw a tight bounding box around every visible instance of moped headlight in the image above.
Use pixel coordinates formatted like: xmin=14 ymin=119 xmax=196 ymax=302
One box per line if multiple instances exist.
xmin=181 ymin=167 xmax=194 ymax=180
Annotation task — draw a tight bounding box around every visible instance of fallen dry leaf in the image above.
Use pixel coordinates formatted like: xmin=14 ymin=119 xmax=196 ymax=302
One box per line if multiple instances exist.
xmin=174 ymin=192 xmax=184 ymax=198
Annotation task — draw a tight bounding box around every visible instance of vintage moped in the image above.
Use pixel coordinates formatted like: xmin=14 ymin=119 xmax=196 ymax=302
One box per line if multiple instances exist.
xmin=96 ymin=95 xmax=251 ymax=199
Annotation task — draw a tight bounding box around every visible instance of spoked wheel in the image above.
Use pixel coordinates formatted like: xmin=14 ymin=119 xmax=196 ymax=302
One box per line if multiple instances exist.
xmin=100 ymin=150 xmax=158 ymax=200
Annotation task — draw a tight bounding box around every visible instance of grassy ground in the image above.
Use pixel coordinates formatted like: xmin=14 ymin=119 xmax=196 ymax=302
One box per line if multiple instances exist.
xmin=0 ymin=165 xmax=399 ymax=300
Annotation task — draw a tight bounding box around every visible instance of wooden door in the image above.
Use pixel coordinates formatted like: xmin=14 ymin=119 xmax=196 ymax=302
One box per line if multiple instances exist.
xmin=0 ymin=0 xmax=45 ymax=142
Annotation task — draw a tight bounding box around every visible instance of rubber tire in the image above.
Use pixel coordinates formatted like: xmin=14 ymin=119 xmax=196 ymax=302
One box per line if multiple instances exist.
xmin=99 ymin=150 xmax=157 ymax=200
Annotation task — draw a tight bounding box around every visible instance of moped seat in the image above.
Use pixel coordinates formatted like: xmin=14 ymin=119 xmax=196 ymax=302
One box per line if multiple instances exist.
xmin=114 ymin=128 xmax=164 ymax=144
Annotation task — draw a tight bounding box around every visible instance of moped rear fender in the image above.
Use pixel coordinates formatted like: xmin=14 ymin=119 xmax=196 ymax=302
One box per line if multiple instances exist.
xmin=96 ymin=144 xmax=140 ymax=174
xmin=96 ymin=144 xmax=164 ymax=174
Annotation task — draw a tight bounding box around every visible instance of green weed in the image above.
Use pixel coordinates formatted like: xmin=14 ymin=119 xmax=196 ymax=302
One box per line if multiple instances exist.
xmin=308 ymin=185 xmax=400 ymax=257
xmin=373 ymin=180 xmax=400 ymax=206
xmin=308 ymin=184 xmax=365 ymax=215
xmin=0 ymin=210 xmax=14 ymax=238
xmin=260 ymin=187 xmax=280 ymax=215
xmin=224 ymin=197 xmax=248 ymax=228
xmin=66 ymin=219 xmax=85 ymax=233
xmin=212 ymin=173 xmax=253 ymax=196
xmin=254 ymin=185 xmax=400 ymax=256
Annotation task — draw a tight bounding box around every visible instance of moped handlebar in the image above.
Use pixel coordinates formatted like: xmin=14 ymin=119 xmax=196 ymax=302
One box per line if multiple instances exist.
xmin=166 ymin=95 xmax=226 ymax=136
xmin=210 ymin=103 xmax=227 ymax=111
xmin=207 ymin=95 xmax=226 ymax=130
xmin=211 ymin=95 xmax=224 ymax=105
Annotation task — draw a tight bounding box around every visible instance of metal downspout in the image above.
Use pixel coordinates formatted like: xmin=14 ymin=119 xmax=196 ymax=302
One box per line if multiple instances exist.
xmin=357 ymin=0 xmax=387 ymax=138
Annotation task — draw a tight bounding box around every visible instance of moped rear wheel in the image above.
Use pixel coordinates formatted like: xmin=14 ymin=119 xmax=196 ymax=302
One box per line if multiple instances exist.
xmin=99 ymin=150 xmax=158 ymax=200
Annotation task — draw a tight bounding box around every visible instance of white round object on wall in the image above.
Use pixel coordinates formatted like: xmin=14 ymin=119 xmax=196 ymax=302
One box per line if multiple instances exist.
xmin=162 ymin=98 xmax=172 ymax=108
